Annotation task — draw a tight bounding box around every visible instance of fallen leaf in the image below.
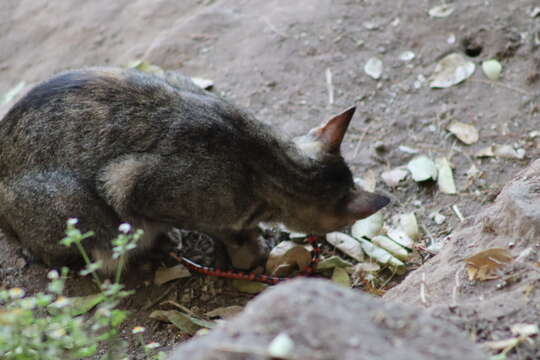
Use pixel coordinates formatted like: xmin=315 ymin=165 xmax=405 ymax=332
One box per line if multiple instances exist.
xmin=398 ymin=145 xmax=420 ymax=154
xmin=464 ymin=248 xmax=513 ymax=281
xmin=231 ymin=279 xmax=268 ymax=294
xmin=150 ymin=310 xmax=215 ymax=335
xmin=399 ymin=212 xmax=420 ymax=240
xmin=436 ymin=157 xmax=457 ymax=194
xmin=429 ymin=211 xmax=446 ymax=225
xmin=482 ymin=59 xmax=502 ymax=80
xmin=399 ymin=51 xmax=415 ymax=62
xmin=408 ymin=155 xmax=438 ymax=182
xmin=353 ymin=262 xmax=380 ymax=273
xmin=326 ymin=232 xmax=365 ymax=262
xmin=511 ymin=323 xmax=539 ymax=337
xmin=371 ymin=235 xmax=409 ymax=260
xmin=205 ymin=305 xmax=243 ymax=320
xmin=331 ymin=267 xmax=351 ymax=287
xmin=386 ymin=228 xmax=414 ymax=250
xmin=428 ymin=4 xmax=455 ymax=18
xmin=154 ymin=264 xmax=191 ymax=286
xmin=364 ymin=57 xmax=383 ymax=80
xmin=316 ymin=255 xmax=353 ymax=271
xmin=493 ymin=144 xmax=526 ymax=160
xmin=191 ymin=77 xmax=214 ymax=90
xmin=447 ymin=120 xmax=479 ymax=145
xmin=67 ymin=294 xmax=105 ymax=317
xmin=482 ymin=337 xmax=520 ymax=353
xmin=1 ymin=81 xmax=26 ymax=105
xmin=358 ymin=238 xmax=405 ymax=269
xmin=265 ymin=241 xmax=312 ymax=276
xmin=381 ymin=167 xmax=408 ymax=187
xmin=358 ymin=170 xmax=377 ymax=192
xmin=475 ymin=145 xmax=495 ymax=158
xmin=430 ymin=53 xmax=475 ymax=88
xmin=351 ymin=212 xmax=384 ymax=240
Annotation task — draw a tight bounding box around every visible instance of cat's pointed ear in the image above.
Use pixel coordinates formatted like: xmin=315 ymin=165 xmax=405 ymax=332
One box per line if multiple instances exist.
xmin=308 ymin=106 xmax=356 ymax=154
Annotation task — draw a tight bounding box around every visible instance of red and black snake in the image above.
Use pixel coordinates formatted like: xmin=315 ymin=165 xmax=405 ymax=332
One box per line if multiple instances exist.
xmin=171 ymin=236 xmax=321 ymax=285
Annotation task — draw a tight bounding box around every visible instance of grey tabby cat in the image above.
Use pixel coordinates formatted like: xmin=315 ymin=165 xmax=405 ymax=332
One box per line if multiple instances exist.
xmin=0 ymin=68 xmax=388 ymax=273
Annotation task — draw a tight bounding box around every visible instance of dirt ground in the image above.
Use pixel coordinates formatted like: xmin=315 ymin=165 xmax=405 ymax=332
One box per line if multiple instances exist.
xmin=1 ymin=0 xmax=539 ymax=358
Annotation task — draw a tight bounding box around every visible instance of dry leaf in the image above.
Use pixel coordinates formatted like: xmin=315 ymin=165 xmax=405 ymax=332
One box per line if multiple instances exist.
xmin=190 ymin=77 xmax=214 ymax=90
xmin=154 ymin=264 xmax=191 ymax=286
xmin=316 ymin=255 xmax=353 ymax=271
xmin=231 ymin=279 xmax=268 ymax=294
xmin=436 ymin=157 xmax=457 ymax=194
xmin=351 ymin=212 xmax=384 ymax=240
xmin=326 ymin=232 xmax=365 ymax=262
xmin=386 ymin=227 xmax=414 ymax=249
xmin=265 ymin=241 xmax=312 ymax=276
xmin=430 ymin=53 xmax=475 ymax=88
xmin=150 ymin=310 xmax=215 ymax=335
xmin=381 ymin=167 xmax=408 ymax=187
xmin=205 ymin=305 xmax=243 ymax=320
xmin=399 ymin=212 xmax=420 ymax=240
xmin=493 ymin=144 xmax=526 ymax=160
xmin=365 ymin=57 xmax=383 ymax=79
xmin=358 ymin=170 xmax=377 ymax=192
xmin=428 ymin=4 xmax=455 ymax=18
xmin=371 ymin=235 xmax=409 ymax=260
xmin=482 ymin=59 xmax=502 ymax=80
xmin=358 ymin=238 xmax=405 ymax=269
xmin=476 ymin=146 xmax=495 ymax=158
xmin=511 ymin=323 xmax=539 ymax=337
xmin=353 ymin=262 xmax=380 ymax=273
xmin=331 ymin=267 xmax=352 ymax=287
xmin=464 ymin=248 xmax=513 ymax=281
xmin=447 ymin=120 xmax=479 ymax=145
xmin=407 ymin=155 xmax=437 ymax=182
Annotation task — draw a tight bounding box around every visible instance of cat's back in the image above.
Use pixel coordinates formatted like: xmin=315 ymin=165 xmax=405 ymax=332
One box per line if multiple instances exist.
xmin=0 ymin=67 xmax=251 ymax=177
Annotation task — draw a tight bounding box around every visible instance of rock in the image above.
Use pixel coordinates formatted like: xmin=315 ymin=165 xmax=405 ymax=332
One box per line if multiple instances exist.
xmin=384 ymin=160 xmax=540 ymax=358
xmin=168 ymin=279 xmax=487 ymax=360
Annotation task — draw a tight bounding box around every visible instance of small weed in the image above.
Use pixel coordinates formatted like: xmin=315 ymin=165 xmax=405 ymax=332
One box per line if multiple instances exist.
xmin=0 ymin=219 xmax=165 ymax=360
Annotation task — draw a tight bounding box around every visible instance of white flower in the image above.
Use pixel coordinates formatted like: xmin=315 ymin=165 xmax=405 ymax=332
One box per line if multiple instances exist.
xmin=51 ymin=296 xmax=70 ymax=308
xmin=8 ymin=288 xmax=25 ymax=299
xmin=132 ymin=326 xmax=145 ymax=334
xmin=119 ymin=223 xmax=132 ymax=234
xmin=67 ymin=218 xmax=79 ymax=226
xmin=47 ymin=270 xmax=59 ymax=280
xmin=50 ymin=328 xmax=66 ymax=339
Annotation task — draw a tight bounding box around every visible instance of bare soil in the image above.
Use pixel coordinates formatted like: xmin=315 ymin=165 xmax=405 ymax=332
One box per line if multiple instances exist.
xmin=1 ymin=0 xmax=539 ymax=358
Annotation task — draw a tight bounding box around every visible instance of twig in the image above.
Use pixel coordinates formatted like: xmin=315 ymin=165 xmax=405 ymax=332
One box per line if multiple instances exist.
xmin=420 ymin=271 xmax=430 ymax=307
xmin=352 ymin=124 xmax=372 ymax=159
xmin=451 ymin=268 xmax=461 ymax=307
xmin=325 ymin=68 xmax=334 ymax=105
xmin=452 ymin=204 xmax=465 ymax=222
xmin=470 ymin=79 xmax=531 ymax=96
xmin=262 ymin=17 xmax=288 ymax=38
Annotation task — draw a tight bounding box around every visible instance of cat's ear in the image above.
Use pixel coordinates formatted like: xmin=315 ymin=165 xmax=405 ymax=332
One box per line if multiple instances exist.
xmin=307 ymin=106 xmax=356 ymax=154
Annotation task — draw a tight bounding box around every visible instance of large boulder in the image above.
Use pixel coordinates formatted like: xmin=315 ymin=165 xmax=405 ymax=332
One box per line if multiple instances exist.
xmin=385 ymin=159 xmax=540 ymax=357
xmin=168 ymin=278 xmax=486 ymax=360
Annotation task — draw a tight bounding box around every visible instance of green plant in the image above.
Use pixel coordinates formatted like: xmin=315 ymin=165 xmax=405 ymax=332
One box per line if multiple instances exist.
xmin=0 ymin=219 xmax=165 ymax=360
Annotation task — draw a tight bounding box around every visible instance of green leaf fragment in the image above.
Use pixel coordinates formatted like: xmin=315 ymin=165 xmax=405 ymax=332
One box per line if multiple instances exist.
xmin=150 ymin=310 xmax=215 ymax=335
xmin=331 ymin=267 xmax=351 ymax=287
xmin=316 ymin=255 xmax=354 ymax=271
xmin=231 ymin=279 xmax=268 ymax=294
